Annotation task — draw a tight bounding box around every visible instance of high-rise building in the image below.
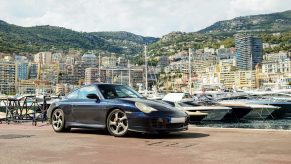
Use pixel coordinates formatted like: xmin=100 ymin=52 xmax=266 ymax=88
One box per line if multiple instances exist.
xmin=219 ymin=59 xmax=236 ymax=89
xmin=15 ymin=55 xmax=28 ymax=62
xmin=262 ymin=58 xmax=291 ymax=74
xmin=0 ymin=61 xmax=16 ymax=94
xmin=235 ymin=71 xmax=256 ymax=89
xmin=85 ymin=68 xmax=99 ymax=84
xmin=117 ymin=57 xmax=127 ymax=67
xmin=16 ymin=62 xmax=29 ymax=80
xmin=52 ymin=53 xmax=63 ymax=63
xmin=40 ymin=64 xmax=59 ymax=85
xmin=264 ymin=51 xmax=288 ymax=61
xmin=34 ymin=52 xmax=52 ymax=64
xmin=29 ymin=63 xmax=39 ymax=80
xmin=56 ymin=83 xmax=74 ymax=95
xmin=101 ymin=56 xmax=117 ymax=68
xmin=65 ymin=56 xmax=75 ymax=65
xmin=81 ymin=53 xmax=97 ymax=68
xmin=235 ymin=33 xmax=263 ymax=70
xmin=191 ymin=51 xmax=216 ymax=73
xmin=17 ymin=80 xmax=36 ymax=94
xmin=74 ymin=61 xmax=86 ymax=85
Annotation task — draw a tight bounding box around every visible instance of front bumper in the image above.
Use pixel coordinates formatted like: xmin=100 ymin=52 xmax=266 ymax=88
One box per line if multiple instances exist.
xmin=126 ymin=112 xmax=189 ymax=133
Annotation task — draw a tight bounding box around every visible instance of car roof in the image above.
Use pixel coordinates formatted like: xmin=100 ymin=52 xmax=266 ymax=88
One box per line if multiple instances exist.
xmin=69 ymin=83 xmax=124 ymax=93
xmin=84 ymin=83 xmax=124 ymax=87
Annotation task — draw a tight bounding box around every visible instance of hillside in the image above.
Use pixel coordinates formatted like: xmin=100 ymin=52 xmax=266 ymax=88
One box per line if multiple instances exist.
xmin=199 ymin=10 xmax=291 ymax=34
xmin=0 ymin=20 xmax=158 ymax=55
xmin=147 ymin=10 xmax=291 ymax=57
xmin=0 ymin=10 xmax=290 ymax=58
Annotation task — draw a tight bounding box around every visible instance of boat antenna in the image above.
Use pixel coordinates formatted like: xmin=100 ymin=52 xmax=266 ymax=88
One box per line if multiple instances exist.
xmin=128 ymin=60 xmax=131 ymax=87
xmin=98 ymin=53 xmax=101 ymax=82
xmin=189 ymin=48 xmax=192 ymax=95
xmin=145 ymin=45 xmax=148 ymax=96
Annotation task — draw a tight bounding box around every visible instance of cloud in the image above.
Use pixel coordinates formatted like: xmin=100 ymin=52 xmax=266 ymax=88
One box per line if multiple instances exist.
xmin=227 ymin=0 xmax=290 ymax=19
xmin=0 ymin=0 xmax=290 ymax=37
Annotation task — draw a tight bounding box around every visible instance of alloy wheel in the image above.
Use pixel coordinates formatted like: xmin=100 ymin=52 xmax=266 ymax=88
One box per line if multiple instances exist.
xmin=107 ymin=109 xmax=128 ymax=136
xmin=52 ymin=109 xmax=65 ymax=132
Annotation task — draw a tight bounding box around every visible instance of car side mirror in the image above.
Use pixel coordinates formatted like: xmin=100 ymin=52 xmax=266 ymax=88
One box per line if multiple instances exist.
xmin=87 ymin=94 xmax=100 ymax=100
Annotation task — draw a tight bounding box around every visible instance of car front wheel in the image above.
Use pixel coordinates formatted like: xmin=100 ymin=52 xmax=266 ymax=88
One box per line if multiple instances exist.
xmin=107 ymin=109 xmax=129 ymax=137
xmin=52 ymin=109 xmax=69 ymax=132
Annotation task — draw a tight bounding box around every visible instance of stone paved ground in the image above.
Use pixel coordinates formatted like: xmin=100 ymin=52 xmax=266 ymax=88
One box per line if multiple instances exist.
xmin=0 ymin=123 xmax=291 ymax=164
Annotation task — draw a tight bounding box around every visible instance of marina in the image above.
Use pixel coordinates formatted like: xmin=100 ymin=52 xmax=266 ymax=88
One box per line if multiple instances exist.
xmin=198 ymin=119 xmax=291 ymax=130
xmin=1 ymin=90 xmax=291 ymax=131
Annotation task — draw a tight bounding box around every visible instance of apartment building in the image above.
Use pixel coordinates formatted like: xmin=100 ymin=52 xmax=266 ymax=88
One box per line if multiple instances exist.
xmin=34 ymin=52 xmax=52 ymax=64
xmin=16 ymin=62 xmax=29 ymax=80
xmin=0 ymin=61 xmax=16 ymax=94
xmin=235 ymin=33 xmax=263 ymax=70
xmin=85 ymin=68 xmax=99 ymax=84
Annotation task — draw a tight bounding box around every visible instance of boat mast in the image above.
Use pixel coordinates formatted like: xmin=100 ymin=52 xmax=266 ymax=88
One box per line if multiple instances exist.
xmin=249 ymin=52 xmax=253 ymax=90
xmin=145 ymin=45 xmax=148 ymax=96
xmin=121 ymin=70 xmax=123 ymax=84
xmin=128 ymin=60 xmax=131 ymax=87
xmin=98 ymin=53 xmax=101 ymax=82
xmin=112 ymin=69 xmax=114 ymax=84
xmin=188 ymin=48 xmax=192 ymax=95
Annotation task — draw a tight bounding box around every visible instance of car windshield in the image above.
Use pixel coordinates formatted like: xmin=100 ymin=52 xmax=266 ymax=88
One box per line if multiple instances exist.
xmin=179 ymin=101 xmax=201 ymax=107
xmin=98 ymin=84 xmax=143 ymax=99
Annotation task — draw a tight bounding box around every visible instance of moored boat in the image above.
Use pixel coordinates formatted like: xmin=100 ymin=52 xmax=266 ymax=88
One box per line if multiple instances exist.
xmin=162 ymin=93 xmax=232 ymax=122
xmin=218 ymin=100 xmax=280 ymax=120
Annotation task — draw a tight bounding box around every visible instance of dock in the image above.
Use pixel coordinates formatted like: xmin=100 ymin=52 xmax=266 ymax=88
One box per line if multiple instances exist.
xmin=0 ymin=123 xmax=291 ymax=163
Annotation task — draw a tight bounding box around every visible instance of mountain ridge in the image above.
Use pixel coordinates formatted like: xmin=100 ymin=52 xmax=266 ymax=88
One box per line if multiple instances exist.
xmin=0 ymin=10 xmax=290 ymax=57
xmin=148 ymin=10 xmax=291 ymax=57
xmin=0 ymin=20 xmax=158 ymax=54
xmin=198 ymin=10 xmax=291 ymax=34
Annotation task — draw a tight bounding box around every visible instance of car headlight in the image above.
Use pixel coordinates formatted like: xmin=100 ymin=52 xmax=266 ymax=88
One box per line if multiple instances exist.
xmin=135 ymin=102 xmax=157 ymax=113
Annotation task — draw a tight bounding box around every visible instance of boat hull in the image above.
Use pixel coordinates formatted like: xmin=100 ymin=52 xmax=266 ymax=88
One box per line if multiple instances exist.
xmin=243 ymin=108 xmax=275 ymax=119
xmin=188 ymin=113 xmax=208 ymax=123
xmin=202 ymin=109 xmax=232 ymax=121
xmin=221 ymin=105 xmax=252 ymax=121
xmin=268 ymin=104 xmax=291 ymax=119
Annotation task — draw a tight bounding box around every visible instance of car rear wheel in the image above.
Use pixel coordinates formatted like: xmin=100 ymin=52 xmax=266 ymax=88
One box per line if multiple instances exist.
xmin=107 ymin=109 xmax=129 ymax=137
xmin=52 ymin=109 xmax=69 ymax=132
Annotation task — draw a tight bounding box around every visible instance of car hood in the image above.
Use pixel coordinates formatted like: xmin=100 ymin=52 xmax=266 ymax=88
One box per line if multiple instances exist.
xmin=119 ymin=98 xmax=181 ymax=112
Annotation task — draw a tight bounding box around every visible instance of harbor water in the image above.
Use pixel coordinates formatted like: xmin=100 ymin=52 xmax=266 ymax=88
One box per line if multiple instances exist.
xmin=197 ymin=118 xmax=291 ymax=130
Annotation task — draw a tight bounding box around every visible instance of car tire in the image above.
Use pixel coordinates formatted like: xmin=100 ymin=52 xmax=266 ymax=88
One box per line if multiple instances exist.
xmin=107 ymin=109 xmax=129 ymax=137
xmin=158 ymin=132 xmax=170 ymax=135
xmin=51 ymin=109 xmax=69 ymax=132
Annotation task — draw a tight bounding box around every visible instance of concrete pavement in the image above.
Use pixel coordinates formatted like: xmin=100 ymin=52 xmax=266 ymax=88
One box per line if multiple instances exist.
xmin=0 ymin=123 xmax=291 ymax=164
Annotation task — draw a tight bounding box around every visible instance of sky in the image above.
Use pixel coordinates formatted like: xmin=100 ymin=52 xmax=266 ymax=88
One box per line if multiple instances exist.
xmin=0 ymin=0 xmax=290 ymax=37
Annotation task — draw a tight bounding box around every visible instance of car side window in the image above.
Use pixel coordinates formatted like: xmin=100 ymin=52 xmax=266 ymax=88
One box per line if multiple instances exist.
xmin=115 ymin=86 xmax=138 ymax=98
xmin=66 ymin=90 xmax=79 ymax=99
xmin=79 ymin=86 xmax=98 ymax=99
xmin=98 ymin=85 xmax=117 ymax=99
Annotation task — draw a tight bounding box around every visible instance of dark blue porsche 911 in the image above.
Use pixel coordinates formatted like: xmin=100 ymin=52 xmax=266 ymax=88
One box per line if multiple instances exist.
xmin=47 ymin=84 xmax=188 ymax=137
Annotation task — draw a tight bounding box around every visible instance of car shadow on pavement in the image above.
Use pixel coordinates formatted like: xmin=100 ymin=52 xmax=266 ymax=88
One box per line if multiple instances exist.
xmin=70 ymin=128 xmax=108 ymax=135
xmin=70 ymin=128 xmax=209 ymax=139
xmin=126 ymin=132 xmax=209 ymax=139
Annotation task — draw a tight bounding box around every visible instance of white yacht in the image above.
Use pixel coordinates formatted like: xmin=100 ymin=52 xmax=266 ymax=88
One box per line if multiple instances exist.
xmin=218 ymin=96 xmax=283 ymax=119
xmin=162 ymin=93 xmax=232 ymax=122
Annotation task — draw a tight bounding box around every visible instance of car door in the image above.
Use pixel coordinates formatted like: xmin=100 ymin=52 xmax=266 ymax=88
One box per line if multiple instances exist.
xmin=72 ymin=85 xmax=106 ymax=126
xmin=62 ymin=89 xmax=79 ymax=123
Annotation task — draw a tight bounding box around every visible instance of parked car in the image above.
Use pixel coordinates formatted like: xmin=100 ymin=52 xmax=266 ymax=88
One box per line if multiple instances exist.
xmin=47 ymin=84 xmax=188 ymax=137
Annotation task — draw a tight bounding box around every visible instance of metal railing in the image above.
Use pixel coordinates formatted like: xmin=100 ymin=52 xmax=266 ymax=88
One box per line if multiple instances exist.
xmin=0 ymin=95 xmax=48 ymax=126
